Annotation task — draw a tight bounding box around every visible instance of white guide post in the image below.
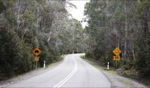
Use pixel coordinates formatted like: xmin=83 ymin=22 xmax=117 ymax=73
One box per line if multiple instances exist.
xmin=44 ymin=61 xmax=46 ymax=69
xmin=107 ymin=62 xmax=109 ymax=70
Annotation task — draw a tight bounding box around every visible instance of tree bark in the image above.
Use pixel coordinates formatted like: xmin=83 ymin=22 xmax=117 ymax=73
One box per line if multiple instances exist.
xmin=124 ymin=0 xmax=128 ymax=59
xmin=147 ymin=8 xmax=150 ymax=34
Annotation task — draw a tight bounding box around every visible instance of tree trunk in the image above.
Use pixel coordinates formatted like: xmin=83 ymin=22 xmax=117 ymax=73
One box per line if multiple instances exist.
xmin=147 ymin=8 xmax=150 ymax=34
xmin=17 ymin=0 xmax=21 ymax=31
xmin=132 ymin=43 xmax=136 ymax=61
xmin=124 ymin=0 xmax=128 ymax=59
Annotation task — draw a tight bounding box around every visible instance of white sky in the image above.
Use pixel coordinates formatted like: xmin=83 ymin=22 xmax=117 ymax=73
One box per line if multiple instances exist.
xmin=68 ymin=0 xmax=90 ymax=28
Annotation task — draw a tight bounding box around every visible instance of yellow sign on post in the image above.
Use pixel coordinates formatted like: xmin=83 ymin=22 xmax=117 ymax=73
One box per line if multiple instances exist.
xmin=33 ymin=48 xmax=41 ymax=56
xmin=113 ymin=55 xmax=120 ymax=61
xmin=34 ymin=56 xmax=39 ymax=61
xmin=113 ymin=47 xmax=121 ymax=55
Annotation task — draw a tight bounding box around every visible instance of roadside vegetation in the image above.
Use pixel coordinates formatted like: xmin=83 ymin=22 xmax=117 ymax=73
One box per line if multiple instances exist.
xmin=84 ymin=0 xmax=150 ymax=84
xmin=80 ymin=55 xmax=147 ymax=88
xmin=0 ymin=0 xmax=85 ymax=79
xmin=1 ymin=0 xmax=150 ymax=85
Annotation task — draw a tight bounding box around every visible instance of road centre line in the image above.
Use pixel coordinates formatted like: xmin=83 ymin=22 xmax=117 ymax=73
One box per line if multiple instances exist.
xmin=53 ymin=56 xmax=78 ymax=88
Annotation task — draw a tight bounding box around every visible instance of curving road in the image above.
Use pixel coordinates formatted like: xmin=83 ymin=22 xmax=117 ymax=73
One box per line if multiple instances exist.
xmin=5 ymin=54 xmax=111 ymax=87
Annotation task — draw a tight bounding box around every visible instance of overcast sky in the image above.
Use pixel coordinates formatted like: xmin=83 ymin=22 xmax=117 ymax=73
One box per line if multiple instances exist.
xmin=68 ymin=0 xmax=90 ymax=28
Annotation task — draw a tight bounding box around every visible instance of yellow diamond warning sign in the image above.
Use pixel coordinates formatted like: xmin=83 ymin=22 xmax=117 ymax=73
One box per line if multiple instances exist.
xmin=113 ymin=47 xmax=121 ymax=55
xmin=33 ymin=48 xmax=41 ymax=56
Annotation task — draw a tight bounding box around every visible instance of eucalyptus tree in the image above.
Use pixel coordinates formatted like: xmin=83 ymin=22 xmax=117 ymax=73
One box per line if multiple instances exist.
xmin=0 ymin=0 xmax=67 ymax=78
xmin=135 ymin=0 xmax=150 ymax=79
xmin=84 ymin=0 xmax=150 ymax=79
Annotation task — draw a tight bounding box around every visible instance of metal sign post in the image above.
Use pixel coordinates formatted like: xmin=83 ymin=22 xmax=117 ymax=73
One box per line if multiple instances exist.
xmin=36 ymin=61 xmax=37 ymax=69
xmin=115 ymin=61 xmax=117 ymax=69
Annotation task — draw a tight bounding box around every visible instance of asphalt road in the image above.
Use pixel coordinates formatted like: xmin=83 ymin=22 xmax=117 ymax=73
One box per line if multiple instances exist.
xmin=5 ymin=54 xmax=111 ymax=87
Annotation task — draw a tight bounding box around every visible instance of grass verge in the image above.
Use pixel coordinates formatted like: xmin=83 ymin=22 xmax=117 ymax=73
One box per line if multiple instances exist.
xmin=80 ymin=55 xmax=148 ymax=88
xmin=80 ymin=55 xmax=117 ymax=75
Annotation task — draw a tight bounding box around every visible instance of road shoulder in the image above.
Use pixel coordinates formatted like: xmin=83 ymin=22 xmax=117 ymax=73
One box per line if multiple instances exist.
xmin=0 ymin=57 xmax=64 ymax=87
xmin=82 ymin=58 xmax=148 ymax=88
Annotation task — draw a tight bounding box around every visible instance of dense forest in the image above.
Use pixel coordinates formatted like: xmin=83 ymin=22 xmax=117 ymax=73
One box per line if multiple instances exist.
xmin=84 ymin=0 xmax=150 ymax=80
xmin=0 ymin=0 xmax=85 ymax=78
xmin=0 ymin=0 xmax=150 ymax=82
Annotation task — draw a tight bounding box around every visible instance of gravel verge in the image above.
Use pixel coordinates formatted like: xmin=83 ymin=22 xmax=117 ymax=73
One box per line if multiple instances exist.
xmin=0 ymin=58 xmax=64 ymax=87
xmin=82 ymin=58 xmax=148 ymax=88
